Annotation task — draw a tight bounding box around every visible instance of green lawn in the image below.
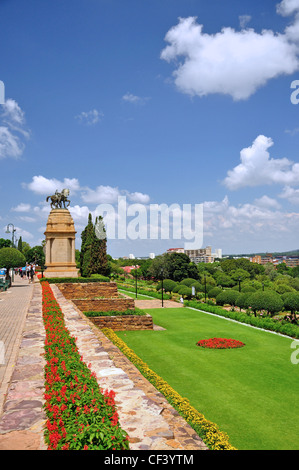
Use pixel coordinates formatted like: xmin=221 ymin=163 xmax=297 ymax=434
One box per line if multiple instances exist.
xmin=116 ymin=307 xmax=299 ymax=450
xmin=118 ymin=289 xmax=155 ymax=300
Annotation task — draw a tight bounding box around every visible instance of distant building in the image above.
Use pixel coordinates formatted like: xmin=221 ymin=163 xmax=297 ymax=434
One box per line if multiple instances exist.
xmin=213 ymin=248 xmax=222 ymax=259
xmin=149 ymin=253 xmax=155 ymax=259
xmin=120 ymin=265 xmax=140 ymax=274
xmin=166 ymin=245 xmax=222 ymax=263
xmin=166 ymin=248 xmax=185 ymax=254
xmin=250 ymin=253 xmax=299 ymax=267
xmin=185 ymin=246 xmax=213 ymax=264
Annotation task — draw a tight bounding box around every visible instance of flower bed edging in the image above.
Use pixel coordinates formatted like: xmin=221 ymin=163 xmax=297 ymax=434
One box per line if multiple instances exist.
xmin=42 ymin=281 xmax=129 ymax=450
xmin=101 ymin=327 xmax=236 ymax=451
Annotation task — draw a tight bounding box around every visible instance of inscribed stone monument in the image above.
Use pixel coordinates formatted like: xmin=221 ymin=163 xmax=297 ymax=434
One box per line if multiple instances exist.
xmin=44 ymin=189 xmax=78 ymax=278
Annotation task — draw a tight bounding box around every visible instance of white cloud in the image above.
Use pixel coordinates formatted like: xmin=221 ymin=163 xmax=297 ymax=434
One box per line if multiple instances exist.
xmin=223 ymin=135 xmax=299 ymax=190
xmin=203 ymin=196 xmax=298 ymax=242
xmin=127 ymin=191 xmax=150 ymax=204
xmin=81 ymin=185 xmax=121 ymax=204
xmin=122 ymin=93 xmax=150 ymax=105
xmin=18 ymin=216 xmax=36 ymax=223
xmin=160 ymin=3 xmax=299 ymax=101
xmin=1 ymin=225 xmax=34 ymax=240
xmin=0 ymin=99 xmax=30 ymax=159
xmin=239 ymin=15 xmax=251 ymax=29
xmin=24 ymin=176 xmax=80 ymax=195
xmin=2 ymin=99 xmax=25 ymax=125
xmin=12 ymin=203 xmax=31 ymax=212
xmin=81 ymin=185 xmax=150 ymax=205
xmin=69 ymin=205 xmax=93 ymax=222
xmin=75 ymin=109 xmax=103 ymax=125
xmin=279 ymin=185 xmax=299 ymax=203
xmin=0 ymin=126 xmax=24 ymax=159
xmin=253 ymin=195 xmax=281 ymax=209
xmin=277 ymin=0 xmax=299 ymax=17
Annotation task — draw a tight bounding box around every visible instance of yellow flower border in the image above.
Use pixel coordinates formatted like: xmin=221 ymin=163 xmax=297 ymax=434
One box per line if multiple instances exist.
xmin=101 ymin=328 xmax=236 ymax=451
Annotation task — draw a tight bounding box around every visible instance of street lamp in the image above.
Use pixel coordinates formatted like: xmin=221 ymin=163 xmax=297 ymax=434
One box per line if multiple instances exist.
xmin=134 ymin=267 xmax=138 ymax=299
xmin=161 ymin=267 xmax=164 ymax=308
xmin=238 ymin=277 xmax=241 ymax=293
xmin=204 ymin=274 xmax=207 ymax=302
xmin=5 ymin=223 xmax=16 ymax=282
xmin=5 ymin=223 xmax=16 ymax=248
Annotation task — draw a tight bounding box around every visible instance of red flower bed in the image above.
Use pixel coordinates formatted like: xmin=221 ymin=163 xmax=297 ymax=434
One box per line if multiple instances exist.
xmin=196 ymin=338 xmax=245 ymax=349
xmin=42 ymin=281 xmax=129 ymax=450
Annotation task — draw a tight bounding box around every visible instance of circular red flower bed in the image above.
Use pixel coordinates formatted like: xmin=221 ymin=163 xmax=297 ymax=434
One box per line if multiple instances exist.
xmin=196 ymin=338 xmax=245 ymax=349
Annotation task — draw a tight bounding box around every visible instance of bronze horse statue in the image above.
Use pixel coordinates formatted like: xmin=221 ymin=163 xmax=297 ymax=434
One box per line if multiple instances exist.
xmin=46 ymin=188 xmax=70 ymax=209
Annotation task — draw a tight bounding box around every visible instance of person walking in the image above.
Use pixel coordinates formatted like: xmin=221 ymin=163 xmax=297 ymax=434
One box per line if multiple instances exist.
xmin=29 ymin=265 xmax=34 ymax=283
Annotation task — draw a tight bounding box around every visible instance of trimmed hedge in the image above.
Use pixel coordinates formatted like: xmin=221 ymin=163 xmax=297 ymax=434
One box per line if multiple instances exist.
xmin=84 ymin=307 xmax=146 ymax=317
xmin=184 ymin=300 xmax=299 ymax=339
xmin=40 ymin=276 xmax=110 ymax=284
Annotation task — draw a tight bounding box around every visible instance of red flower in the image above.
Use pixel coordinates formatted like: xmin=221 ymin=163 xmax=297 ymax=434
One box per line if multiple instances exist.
xmin=196 ymin=338 xmax=245 ymax=349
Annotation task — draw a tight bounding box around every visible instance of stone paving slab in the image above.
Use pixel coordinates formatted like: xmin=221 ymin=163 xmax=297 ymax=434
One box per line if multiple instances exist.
xmin=0 ymin=277 xmax=35 ymax=415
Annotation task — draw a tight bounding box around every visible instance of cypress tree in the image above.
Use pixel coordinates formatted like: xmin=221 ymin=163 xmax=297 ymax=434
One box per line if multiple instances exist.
xmin=91 ymin=216 xmax=109 ymax=276
xmin=80 ymin=213 xmax=95 ymax=277
xmin=80 ymin=214 xmax=109 ymax=277
xmin=17 ymin=236 xmax=23 ymax=252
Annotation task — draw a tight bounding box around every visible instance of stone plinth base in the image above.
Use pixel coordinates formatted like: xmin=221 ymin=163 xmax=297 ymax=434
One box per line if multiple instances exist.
xmin=44 ymin=209 xmax=78 ymax=279
xmin=44 ymin=270 xmax=79 ymax=278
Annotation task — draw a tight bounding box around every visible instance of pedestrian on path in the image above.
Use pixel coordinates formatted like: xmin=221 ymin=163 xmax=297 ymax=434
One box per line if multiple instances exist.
xmin=29 ymin=265 xmax=34 ymax=283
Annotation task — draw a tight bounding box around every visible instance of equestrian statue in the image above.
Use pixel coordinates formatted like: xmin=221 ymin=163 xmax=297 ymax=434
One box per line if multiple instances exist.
xmin=46 ymin=188 xmax=71 ymax=209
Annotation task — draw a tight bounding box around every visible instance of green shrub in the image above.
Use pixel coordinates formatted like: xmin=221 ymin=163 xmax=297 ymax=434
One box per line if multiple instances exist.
xmin=283 ymin=292 xmax=299 ymax=316
xmin=208 ymin=287 xmax=222 ymax=299
xmin=178 ymin=285 xmax=192 ymax=299
xmin=156 ymin=279 xmax=177 ymax=293
xmin=235 ymin=292 xmax=252 ymax=311
xmin=180 ymin=278 xmax=199 ymax=287
xmin=84 ymin=307 xmax=146 ymax=317
xmin=184 ymin=300 xmax=299 ymax=339
xmin=216 ymin=290 xmax=240 ymax=307
xmin=40 ymin=276 xmax=110 ymax=283
xmin=248 ymin=290 xmax=283 ymax=317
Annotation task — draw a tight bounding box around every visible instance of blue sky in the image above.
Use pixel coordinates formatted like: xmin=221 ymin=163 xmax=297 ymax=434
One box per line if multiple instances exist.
xmin=1 ymin=0 xmax=299 ymax=258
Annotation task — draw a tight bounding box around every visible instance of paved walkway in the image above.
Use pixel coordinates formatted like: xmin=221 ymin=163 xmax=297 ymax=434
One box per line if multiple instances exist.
xmin=0 ymin=276 xmax=35 ymax=415
xmin=0 ymin=279 xmax=208 ymax=451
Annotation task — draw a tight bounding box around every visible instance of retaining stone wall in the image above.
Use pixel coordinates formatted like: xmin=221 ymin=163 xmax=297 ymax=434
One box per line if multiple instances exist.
xmin=88 ymin=313 xmax=153 ymax=331
xmin=72 ymin=298 xmax=135 ymax=312
xmin=57 ymin=282 xmax=118 ymax=299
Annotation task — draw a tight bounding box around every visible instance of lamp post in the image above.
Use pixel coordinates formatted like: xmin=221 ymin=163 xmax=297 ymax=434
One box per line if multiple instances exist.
xmin=238 ymin=277 xmax=241 ymax=293
xmin=5 ymin=223 xmax=16 ymax=248
xmin=5 ymin=224 xmax=16 ymax=282
xmin=161 ymin=267 xmax=164 ymax=308
xmin=135 ymin=267 xmax=138 ymax=299
xmin=204 ymin=274 xmax=207 ymax=302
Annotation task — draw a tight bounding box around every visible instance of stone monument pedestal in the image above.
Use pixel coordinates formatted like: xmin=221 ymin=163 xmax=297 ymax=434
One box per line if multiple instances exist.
xmin=44 ymin=208 xmax=78 ymax=278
